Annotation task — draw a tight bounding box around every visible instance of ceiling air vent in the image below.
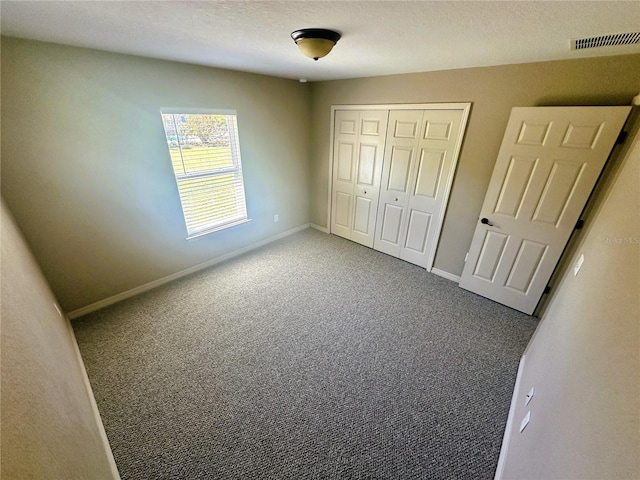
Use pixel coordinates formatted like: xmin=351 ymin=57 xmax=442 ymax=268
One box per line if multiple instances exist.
xmin=571 ymin=31 xmax=640 ymax=50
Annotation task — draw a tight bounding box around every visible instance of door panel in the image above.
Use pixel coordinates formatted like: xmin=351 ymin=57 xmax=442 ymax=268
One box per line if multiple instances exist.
xmin=562 ymin=122 xmax=603 ymax=149
xmin=473 ymin=230 xmax=510 ymax=281
xmin=394 ymin=120 xmax=419 ymax=138
xmin=357 ymin=144 xmax=377 ymax=185
xmin=504 ymin=240 xmax=547 ymax=293
xmin=351 ymin=111 xmax=389 ymax=247
xmin=334 ymin=191 xmax=352 ymax=230
xmin=336 ymin=143 xmax=354 ymax=181
xmin=404 ymin=210 xmax=431 ymax=253
xmin=425 ymin=119 xmax=453 ymax=140
xmin=339 ymin=118 xmax=357 ymax=135
xmin=387 ymin=147 xmax=414 ymax=191
xmin=331 ymin=110 xmax=388 ymax=247
xmin=331 ymin=111 xmax=358 ymax=239
xmin=494 ymin=156 xmax=537 ymax=216
xmin=531 ymin=161 xmax=585 ymax=225
xmin=400 ymin=109 xmax=465 ymax=268
xmin=353 ymin=196 xmax=373 ymax=234
xmin=361 ymin=118 xmax=383 ymax=135
xmin=374 ymin=110 xmax=422 ymax=257
xmin=380 ymin=204 xmax=404 ymax=246
xmin=414 ymin=150 xmax=444 ymax=198
xmin=460 ymin=106 xmax=631 ymax=314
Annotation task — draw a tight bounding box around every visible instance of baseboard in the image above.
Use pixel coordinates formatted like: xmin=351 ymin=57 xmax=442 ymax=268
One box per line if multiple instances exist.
xmin=309 ymin=223 xmax=329 ymax=234
xmin=494 ymin=354 xmax=526 ymax=480
xmin=430 ymin=267 xmax=461 ymax=283
xmin=66 ymin=318 xmax=121 ymax=479
xmin=68 ymin=223 xmax=311 ymax=319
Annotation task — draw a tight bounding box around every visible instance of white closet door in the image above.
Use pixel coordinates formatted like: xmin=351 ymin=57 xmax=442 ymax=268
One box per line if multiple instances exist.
xmin=331 ymin=110 xmax=359 ymax=239
xmin=374 ymin=108 xmax=466 ymax=269
xmin=331 ymin=110 xmax=388 ymax=247
xmin=401 ymin=109 xmax=465 ymax=268
xmin=374 ymin=110 xmax=422 ymax=257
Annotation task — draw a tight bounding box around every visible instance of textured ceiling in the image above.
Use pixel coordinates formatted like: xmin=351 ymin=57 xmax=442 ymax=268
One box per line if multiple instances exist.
xmin=1 ymin=1 xmax=639 ymax=81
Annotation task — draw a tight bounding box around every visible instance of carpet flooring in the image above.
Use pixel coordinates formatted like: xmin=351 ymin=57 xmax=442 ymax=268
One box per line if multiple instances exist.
xmin=73 ymin=228 xmax=538 ymax=479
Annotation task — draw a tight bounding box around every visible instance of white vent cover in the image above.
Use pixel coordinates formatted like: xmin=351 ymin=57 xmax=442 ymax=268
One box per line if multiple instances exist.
xmin=572 ymin=32 xmax=640 ymax=50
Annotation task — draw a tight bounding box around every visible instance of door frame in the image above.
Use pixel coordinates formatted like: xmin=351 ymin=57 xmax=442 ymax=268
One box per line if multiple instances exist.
xmin=327 ymin=103 xmax=471 ymax=271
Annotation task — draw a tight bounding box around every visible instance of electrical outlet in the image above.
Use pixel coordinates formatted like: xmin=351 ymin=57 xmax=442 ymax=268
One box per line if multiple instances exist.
xmin=274 ymin=214 xmax=279 ymax=223
xmin=519 ymin=411 xmax=531 ymax=433
xmin=525 ymin=386 xmax=535 ymax=406
xmin=574 ymin=253 xmax=585 ymax=276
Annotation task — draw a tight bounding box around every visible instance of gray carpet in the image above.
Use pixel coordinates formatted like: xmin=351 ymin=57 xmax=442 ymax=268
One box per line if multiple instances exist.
xmin=73 ymin=228 xmax=538 ymax=480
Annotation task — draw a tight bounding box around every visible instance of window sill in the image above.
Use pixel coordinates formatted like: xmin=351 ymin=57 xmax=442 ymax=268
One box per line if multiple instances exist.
xmin=186 ymin=218 xmax=251 ymax=240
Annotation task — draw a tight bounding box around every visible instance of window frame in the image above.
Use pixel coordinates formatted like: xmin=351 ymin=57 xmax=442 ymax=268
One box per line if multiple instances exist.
xmin=160 ymin=108 xmax=250 ymax=239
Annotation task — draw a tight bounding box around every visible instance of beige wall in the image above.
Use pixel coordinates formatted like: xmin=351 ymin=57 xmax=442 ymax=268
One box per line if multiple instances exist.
xmin=1 ymin=37 xmax=311 ymax=312
xmin=309 ymin=54 xmax=640 ymax=276
xmin=3 ymin=37 xmax=638 ymax=310
xmin=0 ymin=198 xmax=119 ymax=479
xmin=498 ymin=118 xmax=640 ymax=478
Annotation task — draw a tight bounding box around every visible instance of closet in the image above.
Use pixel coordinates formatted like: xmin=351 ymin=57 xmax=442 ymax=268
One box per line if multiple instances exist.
xmin=330 ymin=104 xmax=470 ymax=270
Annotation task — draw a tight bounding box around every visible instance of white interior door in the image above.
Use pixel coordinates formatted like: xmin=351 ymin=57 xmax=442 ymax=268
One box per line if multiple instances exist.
xmin=331 ymin=110 xmax=388 ymax=247
xmin=374 ymin=108 xmax=467 ymax=269
xmin=459 ymin=106 xmax=631 ymax=314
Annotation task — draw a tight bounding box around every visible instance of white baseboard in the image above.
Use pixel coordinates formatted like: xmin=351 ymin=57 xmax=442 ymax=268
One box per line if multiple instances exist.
xmin=66 ymin=318 xmax=121 ymax=479
xmin=494 ymin=354 xmax=526 ymax=480
xmin=309 ymin=223 xmax=329 ymax=234
xmin=430 ymin=267 xmax=461 ymax=283
xmin=68 ymin=223 xmax=311 ymax=319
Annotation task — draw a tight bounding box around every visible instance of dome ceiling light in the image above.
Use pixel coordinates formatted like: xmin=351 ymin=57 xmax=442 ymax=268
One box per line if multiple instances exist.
xmin=291 ymin=28 xmax=341 ymax=61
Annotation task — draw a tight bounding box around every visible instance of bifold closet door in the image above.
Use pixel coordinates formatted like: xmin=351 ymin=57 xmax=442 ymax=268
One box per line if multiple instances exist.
xmin=331 ymin=110 xmax=388 ymax=247
xmin=374 ymin=110 xmax=423 ymax=257
xmin=374 ymin=108 xmax=465 ymax=268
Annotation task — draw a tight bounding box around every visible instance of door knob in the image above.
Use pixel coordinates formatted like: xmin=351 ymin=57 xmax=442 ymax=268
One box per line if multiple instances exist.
xmin=481 ymin=217 xmax=494 ymax=226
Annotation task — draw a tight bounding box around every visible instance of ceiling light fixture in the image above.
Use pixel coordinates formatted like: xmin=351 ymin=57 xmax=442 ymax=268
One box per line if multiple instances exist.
xmin=291 ymin=28 xmax=341 ymax=61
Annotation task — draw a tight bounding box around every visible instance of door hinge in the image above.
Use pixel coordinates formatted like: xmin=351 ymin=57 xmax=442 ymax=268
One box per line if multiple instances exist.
xmin=616 ymin=131 xmax=628 ymax=144
xmin=544 ymin=286 xmax=551 ymax=294
xmin=575 ymin=219 xmax=585 ymax=230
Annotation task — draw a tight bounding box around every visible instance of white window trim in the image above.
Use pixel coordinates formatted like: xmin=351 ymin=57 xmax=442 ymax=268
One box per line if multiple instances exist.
xmin=185 ymin=218 xmax=251 ymax=240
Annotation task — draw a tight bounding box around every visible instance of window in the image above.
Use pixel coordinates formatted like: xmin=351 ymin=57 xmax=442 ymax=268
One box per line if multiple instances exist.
xmin=161 ymin=110 xmax=248 ymax=238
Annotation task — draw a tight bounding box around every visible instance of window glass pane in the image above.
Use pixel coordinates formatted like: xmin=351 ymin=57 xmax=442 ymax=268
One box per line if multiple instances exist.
xmin=161 ymin=111 xmax=248 ymax=237
xmin=176 ymin=174 xmax=246 ymax=232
